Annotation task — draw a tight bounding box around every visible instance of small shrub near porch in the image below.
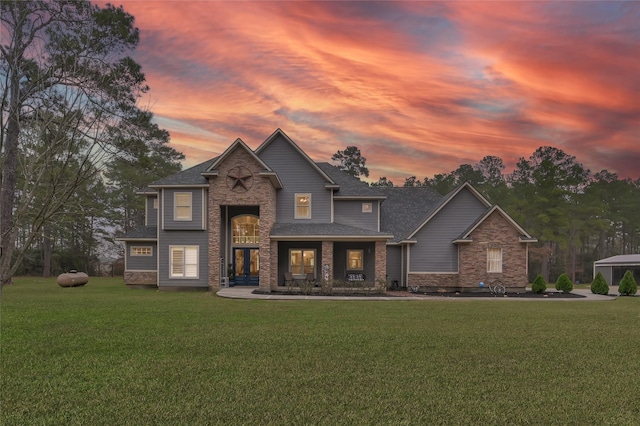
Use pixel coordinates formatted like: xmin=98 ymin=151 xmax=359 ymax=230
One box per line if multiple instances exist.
xmin=531 ymin=274 xmax=547 ymax=294
xmin=555 ymin=273 xmax=573 ymax=294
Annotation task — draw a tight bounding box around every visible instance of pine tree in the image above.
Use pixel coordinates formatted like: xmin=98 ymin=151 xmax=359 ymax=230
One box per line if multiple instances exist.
xmin=618 ymin=270 xmax=638 ymax=296
xmin=555 ymin=273 xmax=574 ymax=293
xmin=590 ymin=272 xmax=609 ymax=295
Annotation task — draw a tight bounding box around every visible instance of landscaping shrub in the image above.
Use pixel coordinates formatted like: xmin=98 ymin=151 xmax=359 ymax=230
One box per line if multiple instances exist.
xmin=531 ymin=274 xmax=547 ymax=294
xmin=555 ymin=273 xmax=573 ymax=293
xmin=590 ymin=272 xmax=609 ymax=295
xmin=618 ymin=270 xmax=638 ymax=296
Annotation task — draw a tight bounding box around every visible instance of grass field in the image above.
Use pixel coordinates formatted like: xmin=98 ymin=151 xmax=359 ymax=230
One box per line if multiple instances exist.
xmin=2 ymin=277 xmax=639 ymax=425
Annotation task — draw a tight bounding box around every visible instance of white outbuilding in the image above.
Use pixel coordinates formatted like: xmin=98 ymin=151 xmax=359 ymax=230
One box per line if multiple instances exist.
xmin=593 ymin=254 xmax=640 ymax=285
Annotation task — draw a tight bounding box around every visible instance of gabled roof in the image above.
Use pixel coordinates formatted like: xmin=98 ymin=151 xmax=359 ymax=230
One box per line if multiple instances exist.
xmin=452 ymin=205 xmax=537 ymax=243
xmin=406 ymin=182 xmax=492 ymax=240
xmin=205 ymin=138 xmax=273 ymax=174
xmin=316 ymin=163 xmax=386 ymax=199
xmin=116 ymin=226 xmax=157 ymax=241
xmin=255 ymin=128 xmax=338 ymax=189
xmin=149 ymin=158 xmax=216 ymax=187
xmin=271 ymin=222 xmax=393 ymax=241
xmin=594 ymin=254 xmax=640 ymax=266
xmin=378 ymin=186 xmax=442 ymax=243
xmin=203 ymin=137 xmax=283 ymax=188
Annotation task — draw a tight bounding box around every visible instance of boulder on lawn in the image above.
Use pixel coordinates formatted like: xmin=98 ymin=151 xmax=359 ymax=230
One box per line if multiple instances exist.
xmin=57 ymin=270 xmax=89 ymax=287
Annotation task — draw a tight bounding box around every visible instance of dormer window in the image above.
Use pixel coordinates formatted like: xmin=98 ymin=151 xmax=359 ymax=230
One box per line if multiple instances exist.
xmin=295 ymin=193 xmax=311 ymax=219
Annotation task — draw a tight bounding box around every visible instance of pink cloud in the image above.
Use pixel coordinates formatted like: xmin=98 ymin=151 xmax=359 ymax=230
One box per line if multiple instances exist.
xmin=93 ymin=1 xmax=640 ymax=181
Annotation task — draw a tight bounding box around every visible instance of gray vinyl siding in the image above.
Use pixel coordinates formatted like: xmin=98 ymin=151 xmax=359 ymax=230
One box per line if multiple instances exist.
xmin=386 ymin=245 xmax=402 ymax=287
xmin=334 ymin=200 xmax=379 ymax=231
xmin=126 ymin=242 xmax=157 ymax=271
xmin=146 ymin=196 xmax=158 ymax=227
xmin=158 ymin=230 xmax=209 ymax=288
xmin=410 ymin=188 xmax=487 ymax=272
xmin=258 ymin=135 xmax=331 ymax=223
xmin=162 ymin=188 xmax=206 ymax=230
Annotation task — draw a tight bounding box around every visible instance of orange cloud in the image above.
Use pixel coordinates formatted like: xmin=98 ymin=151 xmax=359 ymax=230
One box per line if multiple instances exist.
xmin=93 ymin=0 xmax=640 ymax=181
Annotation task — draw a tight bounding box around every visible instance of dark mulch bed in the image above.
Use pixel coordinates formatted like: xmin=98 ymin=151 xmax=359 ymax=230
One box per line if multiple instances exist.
xmin=386 ymin=290 xmax=587 ymax=299
xmin=256 ymin=289 xmax=590 ymax=298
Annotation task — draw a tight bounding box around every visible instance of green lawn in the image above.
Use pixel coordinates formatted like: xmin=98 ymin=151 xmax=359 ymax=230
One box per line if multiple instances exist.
xmin=2 ymin=278 xmax=639 ymax=425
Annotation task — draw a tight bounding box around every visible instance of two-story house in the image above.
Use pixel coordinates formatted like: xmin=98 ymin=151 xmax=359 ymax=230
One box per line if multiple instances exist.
xmin=118 ymin=129 xmax=536 ymax=293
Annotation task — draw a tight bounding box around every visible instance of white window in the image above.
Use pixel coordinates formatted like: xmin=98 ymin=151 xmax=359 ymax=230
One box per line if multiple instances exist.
xmin=153 ymin=198 xmax=158 ymax=209
xmin=347 ymin=249 xmax=363 ymax=270
xmin=170 ymin=246 xmax=198 ymax=278
xmin=487 ymin=248 xmax=502 ymax=273
xmin=131 ymin=246 xmax=152 ymax=256
xmin=295 ymin=194 xmax=311 ymax=219
xmin=174 ymin=192 xmax=192 ymax=221
xmin=289 ymin=249 xmax=315 ymax=278
xmin=362 ymin=203 xmax=372 ymax=213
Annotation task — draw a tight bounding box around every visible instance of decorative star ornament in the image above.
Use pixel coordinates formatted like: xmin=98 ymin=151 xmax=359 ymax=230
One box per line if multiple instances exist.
xmin=226 ymin=166 xmax=253 ymax=192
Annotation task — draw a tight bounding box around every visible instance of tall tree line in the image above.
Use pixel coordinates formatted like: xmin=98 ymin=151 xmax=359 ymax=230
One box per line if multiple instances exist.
xmin=373 ymin=146 xmax=640 ymax=283
xmin=1 ymin=1 xmax=182 ymax=285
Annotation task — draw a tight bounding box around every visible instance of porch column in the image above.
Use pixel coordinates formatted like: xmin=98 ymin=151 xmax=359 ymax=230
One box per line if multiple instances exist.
xmin=208 ymin=199 xmax=221 ymax=290
xmin=375 ymin=240 xmax=387 ymax=285
xmin=322 ymin=241 xmax=333 ymax=283
xmin=266 ymin=240 xmax=278 ymax=291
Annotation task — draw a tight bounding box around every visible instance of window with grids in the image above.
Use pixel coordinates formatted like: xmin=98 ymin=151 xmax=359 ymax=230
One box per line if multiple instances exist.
xmin=232 ymin=215 xmax=260 ymax=244
xmin=487 ymin=248 xmax=503 ymax=273
xmin=174 ymin=192 xmax=192 ymax=220
xmin=289 ymin=249 xmax=315 ymax=277
xmin=170 ymin=246 xmax=198 ymax=278
xmin=131 ymin=246 xmax=152 ymax=256
xmin=347 ymin=249 xmax=363 ymax=270
xmin=295 ymin=194 xmax=311 ymax=219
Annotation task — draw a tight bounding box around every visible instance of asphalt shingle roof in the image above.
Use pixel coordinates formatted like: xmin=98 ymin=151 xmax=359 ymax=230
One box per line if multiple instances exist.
xmin=150 ymin=158 xmax=217 ymax=186
xmin=316 ymin=163 xmax=385 ymax=198
xmin=117 ymin=226 xmax=157 ymax=240
xmin=378 ymin=186 xmax=443 ymax=243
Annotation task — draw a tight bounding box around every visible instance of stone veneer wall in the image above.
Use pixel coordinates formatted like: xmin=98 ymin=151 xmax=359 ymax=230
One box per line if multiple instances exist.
xmin=208 ymin=146 xmax=277 ymax=291
xmin=124 ymin=271 xmax=157 ymax=286
xmin=458 ymin=211 xmax=528 ymax=290
xmin=407 ymin=273 xmax=459 ymax=289
xmin=375 ymin=240 xmax=386 ymax=285
xmin=322 ymin=241 xmax=333 ymax=283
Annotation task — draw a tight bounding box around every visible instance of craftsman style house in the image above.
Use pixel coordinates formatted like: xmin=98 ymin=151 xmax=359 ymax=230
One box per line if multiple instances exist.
xmin=119 ymin=129 xmax=536 ymax=292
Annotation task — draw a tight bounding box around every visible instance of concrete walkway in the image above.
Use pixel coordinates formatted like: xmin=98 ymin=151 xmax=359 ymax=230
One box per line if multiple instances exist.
xmin=217 ymin=286 xmax=619 ymax=301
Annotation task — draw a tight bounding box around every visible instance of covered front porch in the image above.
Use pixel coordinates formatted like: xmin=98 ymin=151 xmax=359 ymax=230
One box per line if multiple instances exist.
xmin=268 ymin=222 xmax=392 ymax=293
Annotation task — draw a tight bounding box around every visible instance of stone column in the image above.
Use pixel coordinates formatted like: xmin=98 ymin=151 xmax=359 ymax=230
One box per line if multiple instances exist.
xmin=208 ymin=192 xmax=221 ymax=290
xmin=375 ymin=240 xmax=387 ymax=286
xmin=268 ymin=240 xmax=278 ymax=291
xmin=322 ymin=241 xmax=334 ymax=283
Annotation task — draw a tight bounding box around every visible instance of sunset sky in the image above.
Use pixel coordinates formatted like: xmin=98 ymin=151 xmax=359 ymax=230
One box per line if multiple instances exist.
xmin=98 ymin=1 xmax=639 ymax=182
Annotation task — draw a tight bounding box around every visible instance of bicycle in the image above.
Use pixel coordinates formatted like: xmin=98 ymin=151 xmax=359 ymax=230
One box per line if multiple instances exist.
xmin=488 ymin=279 xmax=506 ymax=295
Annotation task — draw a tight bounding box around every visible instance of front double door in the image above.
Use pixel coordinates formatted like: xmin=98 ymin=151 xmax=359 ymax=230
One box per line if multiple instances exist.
xmin=233 ymin=248 xmax=259 ymax=285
